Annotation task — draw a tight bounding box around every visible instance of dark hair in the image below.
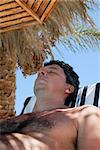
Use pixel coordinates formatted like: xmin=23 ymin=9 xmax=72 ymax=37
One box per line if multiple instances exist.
xmin=44 ymin=60 xmax=80 ymax=107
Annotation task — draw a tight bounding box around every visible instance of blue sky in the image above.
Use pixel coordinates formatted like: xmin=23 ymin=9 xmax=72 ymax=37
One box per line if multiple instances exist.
xmin=16 ymin=2 xmax=100 ymax=115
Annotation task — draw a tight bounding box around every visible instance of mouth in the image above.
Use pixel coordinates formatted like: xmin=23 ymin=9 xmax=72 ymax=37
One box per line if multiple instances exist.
xmin=36 ymin=77 xmax=48 ymax=84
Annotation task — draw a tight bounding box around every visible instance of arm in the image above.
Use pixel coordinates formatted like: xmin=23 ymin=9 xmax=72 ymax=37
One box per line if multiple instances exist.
xmin=0 ymin=133 xmax=49 ymax=150
xmin=77 ymin=106 xmax=100 ymax=150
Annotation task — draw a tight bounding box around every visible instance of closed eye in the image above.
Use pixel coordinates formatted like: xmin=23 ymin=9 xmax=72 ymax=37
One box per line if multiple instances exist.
xmin=48 ymin=69 xmax=59 ymax=75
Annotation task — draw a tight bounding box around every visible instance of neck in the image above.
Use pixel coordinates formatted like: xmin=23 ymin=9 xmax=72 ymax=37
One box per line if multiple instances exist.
xmin=33 ymin=95 xmax=67 ymax=112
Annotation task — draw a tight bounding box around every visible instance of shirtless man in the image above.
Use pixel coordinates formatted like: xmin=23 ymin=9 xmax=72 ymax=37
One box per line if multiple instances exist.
xmin=0 ymin=60 xmax=100 ymax=150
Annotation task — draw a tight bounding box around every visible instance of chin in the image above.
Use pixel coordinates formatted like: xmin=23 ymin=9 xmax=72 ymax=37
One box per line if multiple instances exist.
xmin=35 ymin=87 xmax=47 ymax=95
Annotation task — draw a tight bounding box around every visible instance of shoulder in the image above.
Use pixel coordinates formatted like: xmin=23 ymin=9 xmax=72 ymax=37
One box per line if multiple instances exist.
xmin=74 ymin=106 xmax=100 ymax=150
xmin=72 ymin=105 xmax=100 ymax=135
xmin=61 ymin=105 xmax=100 ymax=117
xmin=76 ymin=105 xmax=100 ymax=117
xmin=61 ymin=105 xmax=100 ymax=128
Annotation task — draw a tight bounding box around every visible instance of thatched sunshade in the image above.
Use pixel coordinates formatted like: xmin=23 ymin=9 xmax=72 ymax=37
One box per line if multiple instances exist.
xmin=0 ymin=0 xmax=57 ymax=33
xmin=0 ymin=0 xmax=97 ymax=119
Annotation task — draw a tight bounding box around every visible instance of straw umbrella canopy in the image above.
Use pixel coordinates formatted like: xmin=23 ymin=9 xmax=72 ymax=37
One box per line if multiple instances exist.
xmin=0 ymin=0 xmax=100 ymax=119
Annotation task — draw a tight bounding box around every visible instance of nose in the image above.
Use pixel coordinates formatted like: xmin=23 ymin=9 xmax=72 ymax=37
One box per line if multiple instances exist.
xmin=38 ymin=67 xmax=48 ymax=76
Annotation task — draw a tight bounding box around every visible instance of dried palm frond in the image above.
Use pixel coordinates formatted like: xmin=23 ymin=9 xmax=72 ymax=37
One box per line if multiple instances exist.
xmin=0 ymin=46 xmax=16 ymax=119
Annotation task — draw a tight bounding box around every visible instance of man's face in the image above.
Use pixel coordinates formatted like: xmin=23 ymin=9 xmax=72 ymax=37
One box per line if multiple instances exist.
xmin=34 ymin=64 xmax=67 ymax=97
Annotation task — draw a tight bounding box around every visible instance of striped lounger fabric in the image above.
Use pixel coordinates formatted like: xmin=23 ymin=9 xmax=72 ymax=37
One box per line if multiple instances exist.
xmin=21 ymin=82 xmax=100 ymax=114
xmin=76 ymin=82 xmax=100 ymax=108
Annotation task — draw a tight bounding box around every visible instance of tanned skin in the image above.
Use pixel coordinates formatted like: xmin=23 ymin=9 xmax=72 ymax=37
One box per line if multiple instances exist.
xmin=0 ymin=64 xmax=100 ymax=150
xmin=0 ymin=105 xmax=100 ymax=150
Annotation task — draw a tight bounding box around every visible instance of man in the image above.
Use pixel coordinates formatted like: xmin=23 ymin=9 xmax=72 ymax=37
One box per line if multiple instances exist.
xmin=21 ymin=60 xmax=79 ymax=114
xmin=0 ymin=60 xmax=100 ymax=150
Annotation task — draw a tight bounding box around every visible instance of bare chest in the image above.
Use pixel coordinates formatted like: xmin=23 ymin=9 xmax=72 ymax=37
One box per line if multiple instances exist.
xmin=20 ymin=113 xmax=60 ymax=133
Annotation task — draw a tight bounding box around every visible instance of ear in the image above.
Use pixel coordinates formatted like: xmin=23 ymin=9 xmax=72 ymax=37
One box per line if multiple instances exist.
xmin=65 ymin=83 xmax=75 ymax=94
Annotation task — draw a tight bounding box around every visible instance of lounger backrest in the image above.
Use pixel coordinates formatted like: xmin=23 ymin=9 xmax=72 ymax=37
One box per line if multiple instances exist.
xmin=76 ymin=83 xmax=100 ymax=108
xmin=21 ymin=82 xmax=100 ymax=114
